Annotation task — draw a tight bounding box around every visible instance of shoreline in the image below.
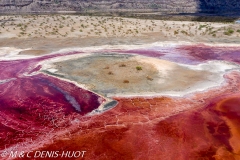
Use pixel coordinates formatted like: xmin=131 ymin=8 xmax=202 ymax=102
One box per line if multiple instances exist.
xmin=0 ymin=15 xmax=239 ymax=54
xmin=0 ymin=39 xmax=240 ymax=60
xmin=1 ymin=41 xmax=239 ymax=100
xmin=0 ymin=35 xmax=240 ymax=59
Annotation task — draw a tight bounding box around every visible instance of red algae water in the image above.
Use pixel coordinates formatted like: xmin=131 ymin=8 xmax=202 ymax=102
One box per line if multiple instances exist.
xmin=177 ymin=45 xmax=240 ymax=64
xmin=120 ymin=44 xmax=240 ymax=65
xmin=0 ymin=45 xmax=240 ymax=160
xmin=0 ymin=52 xmax=105 ymax=152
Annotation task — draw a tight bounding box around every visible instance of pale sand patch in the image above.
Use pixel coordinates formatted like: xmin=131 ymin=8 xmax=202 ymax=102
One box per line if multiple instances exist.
xmin=40 ymin=53 xmax=239 ymax=98
xmin=109 ymin=60 xmax=240 ymax=97
xmin=0 ymin=47 xmax=28 ymax=57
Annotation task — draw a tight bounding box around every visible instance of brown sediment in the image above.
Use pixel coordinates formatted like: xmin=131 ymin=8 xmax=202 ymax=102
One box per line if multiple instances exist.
xmin=19 ymin=49 xmax=50 ymax=56
xmin=215 ymin=96 xmax=240 ymax=156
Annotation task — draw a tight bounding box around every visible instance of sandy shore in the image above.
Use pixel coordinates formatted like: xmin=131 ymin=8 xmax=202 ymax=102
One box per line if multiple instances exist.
xmin=0 ymin=15 xmax=240 ymax=56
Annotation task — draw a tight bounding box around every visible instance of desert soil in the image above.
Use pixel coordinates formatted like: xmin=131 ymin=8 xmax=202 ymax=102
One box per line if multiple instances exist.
xmin=0 ymin=15 xmax=240 ymax=55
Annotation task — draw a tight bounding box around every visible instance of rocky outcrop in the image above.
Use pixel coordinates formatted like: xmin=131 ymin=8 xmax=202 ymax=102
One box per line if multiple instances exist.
xmin=0 ymin=0 xmax=239 ymax=13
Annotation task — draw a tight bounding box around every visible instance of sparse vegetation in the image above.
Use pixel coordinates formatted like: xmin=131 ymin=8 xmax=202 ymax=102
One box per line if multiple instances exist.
xmin=198 ymin=24 xmax=207 ymax=30
xmin=0 ymin=15 xmax=238 ymax=40
xmin=224 ymin=28 xmax=234 ymax=36
xmin=136 ymin=66 xmax=142 ymax=71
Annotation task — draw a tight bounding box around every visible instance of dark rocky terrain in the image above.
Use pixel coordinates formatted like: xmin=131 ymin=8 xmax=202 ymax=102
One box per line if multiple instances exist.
xmin=0 ymin=0 xmax=239 ymax=13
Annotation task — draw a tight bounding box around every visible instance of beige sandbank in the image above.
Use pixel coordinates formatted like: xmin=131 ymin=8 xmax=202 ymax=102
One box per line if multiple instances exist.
xmin=0 ymin=15 xmax=240 ymax=56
